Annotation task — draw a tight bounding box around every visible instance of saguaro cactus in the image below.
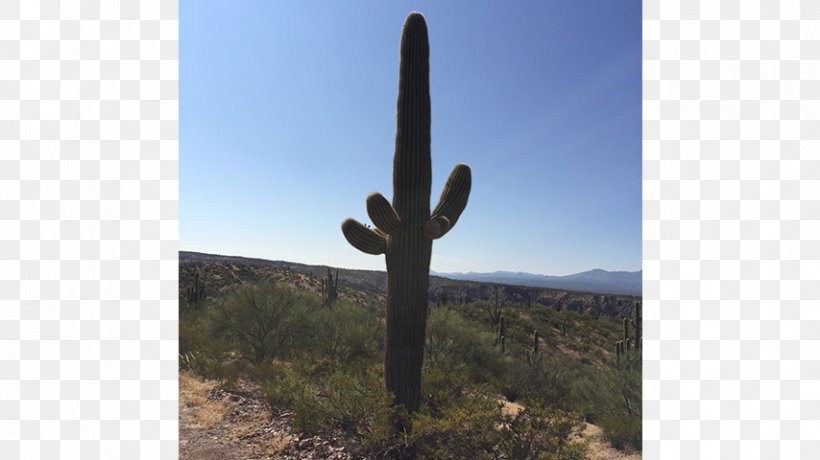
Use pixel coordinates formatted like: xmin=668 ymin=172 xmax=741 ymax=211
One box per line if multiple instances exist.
xmin=532 ymin=330 xmax=540 ymax=354
xmin=485 ymin=285 xmax=503 ymax=329
xmin=341 ymin=12 xmax=471 ymax=412
xmin=623 ymin=317 xmax=629 ymax=345
xmin=186 ymin=272 xmax=206 ymax=303
xmin=322 ymin=267 xmax=339 ymax=305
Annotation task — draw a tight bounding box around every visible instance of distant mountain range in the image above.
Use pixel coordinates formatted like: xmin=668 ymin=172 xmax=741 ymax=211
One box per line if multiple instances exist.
xmin=179 ymin=250 xmax=641 ymax=296
xmin=430 ymin=269 xmax=642 ymax=296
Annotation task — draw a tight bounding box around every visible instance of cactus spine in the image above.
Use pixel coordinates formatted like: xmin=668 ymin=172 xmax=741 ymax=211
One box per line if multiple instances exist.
xmin=341 ymin=13 xmax=471 ymax=413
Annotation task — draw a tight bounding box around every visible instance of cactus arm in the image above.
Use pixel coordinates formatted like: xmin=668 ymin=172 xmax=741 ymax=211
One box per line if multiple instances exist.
xmin=341 ymin=218 xmax=387 ymax=255
xmin=428 ymin=163 xmax=471 ymax=237
xmin=423 ymin=215 xmax=450 ymax=239
xmin=366 ymin=192 xmax=401 ymax=235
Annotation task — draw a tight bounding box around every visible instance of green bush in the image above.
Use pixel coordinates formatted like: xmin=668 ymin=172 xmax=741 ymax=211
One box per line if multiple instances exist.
xmin=179 ymin=301 xmax=227 ymax=377
xmin=302 ymin=300 xmax=383 ymax=368
xmin=594 ymin=362 xmax=641 ymax=451
xmin=497 ymin=404 xmax=587 ymax=460
xmin=500 ymin=353 xmax=574 ymax=406
xmin=597 ymin=411 xmax=641 ymax=451
xmin=264 ymin=362 xmax=398 ymax=454
xmin=424 ymin=307 xmax=506 ymax=386
xmin=410 ymin=393 xmax=503 ymax=459
xmin=207 ymin=281 xmax=316 ymax=365
xmin=411 ymin=393 xmax=587 ymax=459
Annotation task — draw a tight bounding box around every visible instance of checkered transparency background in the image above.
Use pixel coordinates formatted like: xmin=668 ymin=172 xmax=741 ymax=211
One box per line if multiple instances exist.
xmin=644 ymin=0 xmax=820 ymax=459
xmin=1 ymin=0 xmax=819 ymax=459
xmin=0 ymin=0 xmax=178 ymax=459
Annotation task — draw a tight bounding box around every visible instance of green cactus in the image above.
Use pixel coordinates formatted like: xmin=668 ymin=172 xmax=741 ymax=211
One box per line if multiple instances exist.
xmin=485 ymin=285 xmax=504 ymax=329
xmin=186 ymin=272 xmax=206 ymax=303
xmin=615 ymin=341 xmax=621 ymax=364
xmin=623 ymin=316 xmax=629 ymax=345
xmin=532 ymin=330 xmax=540 ymax=354
xmin=321 ymin=267 xmax=339 ymax=305
xmin=341 ymin=12 xmax=472 ymax=413
xmin=459 ymin=285 xmax=468 ymax=304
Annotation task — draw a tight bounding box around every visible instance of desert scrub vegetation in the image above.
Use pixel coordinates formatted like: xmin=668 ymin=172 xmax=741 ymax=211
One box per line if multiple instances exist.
xmin=181 ymin=278 xmax=641 ymax=457
xmin=410 ymin=393 xmax=586 ymax=459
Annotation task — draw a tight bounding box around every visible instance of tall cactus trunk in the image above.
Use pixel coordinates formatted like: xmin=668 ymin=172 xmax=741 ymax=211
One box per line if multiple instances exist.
xmin=341 ymin=12 xmax=472 ymax=413
xmin=383 ymin=13 xmax=433 ymax=412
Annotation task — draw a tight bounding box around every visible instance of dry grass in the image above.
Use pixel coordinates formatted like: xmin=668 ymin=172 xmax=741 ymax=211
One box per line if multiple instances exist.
xmin=500 ymin=399 xmax=525 ymax=417
xmin=582 ymin=423 xmax=641 ymax=460
xmin=498 ymin=399 xmax=640 ymax=460
xmin=179 ymin=371 xmax=293 ymax=460
xmin=179 ymin=372 xmax=228 ymax=429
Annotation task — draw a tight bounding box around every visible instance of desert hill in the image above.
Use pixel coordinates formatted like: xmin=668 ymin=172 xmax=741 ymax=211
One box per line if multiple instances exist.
xmin=179 ymin=250 xmax=640 ymax=319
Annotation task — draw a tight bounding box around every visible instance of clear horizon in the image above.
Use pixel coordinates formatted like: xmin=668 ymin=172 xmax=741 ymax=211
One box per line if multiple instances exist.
xmin=181 ymin=2 xmax=642 ymax=277
xmin=178 ymin=250 xmax=642 ymax=278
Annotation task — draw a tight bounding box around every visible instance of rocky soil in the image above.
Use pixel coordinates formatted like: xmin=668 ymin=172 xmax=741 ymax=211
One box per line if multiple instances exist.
xmin=179 ymin=372 xmax=361 ymax=460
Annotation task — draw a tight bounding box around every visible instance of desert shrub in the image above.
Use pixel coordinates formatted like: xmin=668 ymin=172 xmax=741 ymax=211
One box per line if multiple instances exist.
xmin=264 ymin=362 xmax=398 ymax=454
xmin=411 ymin=393 xmax=587 ymax=460
xmin=500 ymin=353 xmax=574 ymax=406
xmin=179 ymin=351 xmax=209 ymax=375
xmin=244 ymin=361 xmax=287 ymax=383
xmin=410 ymin=393 xmax=503 ymax=459
xmin=300 ymin=299 xmax=383 ymax=368
xmin=179 ymin=302 xmax=229 ymax=377
xmin=206 ymin=360 xmax=241 ymax=387
xmin=497 ymin=404 xmax=587 ymax=460
xmin=207 ymin=281 xmax=316 ymax=365
xmin=597 ymin=411 xmax=641 ymax=451
xmin=424 ymin=307 xmax=506 ymax=386
xmin=594 ymin=362 xmax=641 ymax=451
xmin=563 ymin=372 xmax=602 ymax=424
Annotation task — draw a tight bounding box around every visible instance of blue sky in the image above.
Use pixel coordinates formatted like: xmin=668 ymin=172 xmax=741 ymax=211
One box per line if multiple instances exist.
xmin=181 ymin=1 xmax=641 ymax=276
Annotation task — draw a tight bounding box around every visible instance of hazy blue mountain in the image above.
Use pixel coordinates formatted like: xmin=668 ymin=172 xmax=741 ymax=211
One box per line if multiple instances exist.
xmin=180 ymin=250 xmax=641 ymax=296
xmin=430 ymin=268 xmax=642 ymax=295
